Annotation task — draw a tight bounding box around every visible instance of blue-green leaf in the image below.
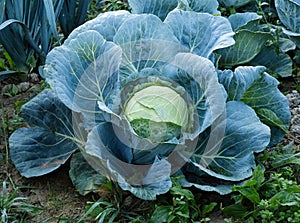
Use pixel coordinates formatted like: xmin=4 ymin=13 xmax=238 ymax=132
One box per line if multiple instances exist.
xmin=275 ymin=0 xmax=300 ymax=48
xmin=218 ymin=66 xmax=264 ymax=101
xmin=228 ymin=12 xmax=261 ymax=31
xmin=69 ymin=152 xmax=107 ymax=195
xmin=44 ymin=30 xmax=122 ymax=127
xmin=279 ymin=37 xmax=296 ymax=52
xmin=163 ymin=53 xmax=227 ymax=135
xmin=64 ymin=9 xmax=130 ymax=42
xmin=275 ymin=0 xmax=300 ymax=33
xmin=0 ymin=70 xmax=19 ymax=80
xmin=282 ymin=29 xmax=300 ymax=48
xmin=179 ymin=0 xmax=220 ymax=14
xmin=256 ymin=108 xmax=288 ymax=132
xmin=0 ymin=0 xmax=5 ymax=22
xmin=0 ymin=19 xmax=43 ymax=58
xmin=113 ymin=13 xmax=179 ymax=48
xmin=58 ymin=0 xmax=92 ymax=37
xmin=165 ymin=10 xmax=235 ymax=58
xmin=9 ymin=89 xmax=80 ymax=177
xmin=43 ymin=0 xmax=59 ymax=39
xmin=113 ymin=14 xmax=183 ymax=84
xmin=249 ymin=45 xmax=293 ymax=77
xmin=178 ymin=167 xmax=244 ymax=195
xmin=241 ymin=74 xmax=291 ymax=145
xmin=118 ymin=176 xmax=172 ymax=200
xmin=118 ymin=158 xmax=172 ymax=200
xmin=218 ymin=66 xmax=291 ymax=145
xmin=217 ymin=30 xmax=273 ymax=67
xmin=188 ymin=101 xmax=270 ymax=181
xmin=82 ymin=121 xmax=139 ymax=190
xmin=128 ymin=0 xmax=178 ymax=20
xmin=83 ymin=123 xmax=172 ymax=200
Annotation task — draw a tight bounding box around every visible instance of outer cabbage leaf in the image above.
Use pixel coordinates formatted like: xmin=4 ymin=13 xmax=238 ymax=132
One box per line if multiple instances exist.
xmin=282 ymin=29 xmax=300 ymax=48
xmin=274 ymin=0 xmax=300 ymax=48
xmin=117 ymin=157 xmax=172 ymax=200
xmin=217 ymin=30 xmax=273 ymax=67
xmin=218 ymin=66 xmax=291 ymax=145
xmin=44 ymin=30 xmax=122 ymax=128
xmin=82 ymin=123 xmax=173 ymax=200
xmin=69 ymin=152 xmax=107 ymax=195
xmin=113 ymin=14 xmax=184 ymax=85
xmin=228 ymin=12 xmax=261 ymax=31
xmin=164 ymin=10 xmax=235 ymax=58
xmin=178 ymin=169 xmax=244 ymax=195
xmin=218 ymin=66 xmax=264 ymax=101
xmin=9 ymin=89 xmax=80 ymax=177
xmin=241 ymin=74 xmax=290 ymax=145
xmin=118 ymin=177 xmax=172 ymax=201
xmin=218 ymin=12 xmax=291 ymax=77
xmin=279 ymin=37 xmax=297 ymax=52
xmin=218 ymin=0 xmax=255 ymax=7
xmin=128 ymin=0 xmax=178 ymax=20
xmin=129 ymin=0 xmax=220 ymax=19
xmin=187 ymin=101 xmax=270 ymax=182
xmin=179 ymin=0 xmax=220 ymax=14
xmin=163 ymin=53 xmax=227 ymax=135
xmin=249 ymin=45 xmax=293 ymax=77
xmin=275 ymin=0 xmax=300 ymax=33
xmin=65 ymin=11 xmax=132 ymax=42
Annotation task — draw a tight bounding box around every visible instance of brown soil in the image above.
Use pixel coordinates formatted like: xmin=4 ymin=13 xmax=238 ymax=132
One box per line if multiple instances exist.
xmin=0 ymin=75 xmax=93 ymax=222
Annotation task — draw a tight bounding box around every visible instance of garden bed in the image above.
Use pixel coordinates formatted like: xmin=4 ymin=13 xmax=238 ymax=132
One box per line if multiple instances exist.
xmin=1 ymin=0 xmax=300 ymax=222
xmin=1 ymin=75 xmax=299 ymax=222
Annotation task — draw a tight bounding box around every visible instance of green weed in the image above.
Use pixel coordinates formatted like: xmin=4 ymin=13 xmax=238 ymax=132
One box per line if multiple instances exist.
xmin=151 ymin=177 xmax=217 ymax=223
xmin=79 ymin=181 xmax=149 ymax=223
xmin=81 ymin=178 xmax=218 ymax=223
xmin=99 ymin=0 xmax=129 ymax=12
xmin=222 ymin=143 xmax=300 ymax=223
xmin=0 ymin=181 xmax=42 ymax=223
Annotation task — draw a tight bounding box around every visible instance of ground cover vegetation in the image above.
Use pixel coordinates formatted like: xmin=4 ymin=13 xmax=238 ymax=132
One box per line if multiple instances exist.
xmin=0 ymin=0 xmax=300 ymax=222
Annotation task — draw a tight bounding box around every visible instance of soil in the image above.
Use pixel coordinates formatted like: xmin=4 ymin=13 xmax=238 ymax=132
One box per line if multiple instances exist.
xmin=0 ymin=75 xmax=92 ymax=222
xmin=0 ymin=74 xmax=299 ymax=223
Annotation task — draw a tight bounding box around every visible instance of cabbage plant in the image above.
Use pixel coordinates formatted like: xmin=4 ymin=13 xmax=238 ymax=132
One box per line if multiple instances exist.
xmin=275 ymin=0 xmax=300 ymax=48
xmin=9 ymin=0 xmax=291 ymax=200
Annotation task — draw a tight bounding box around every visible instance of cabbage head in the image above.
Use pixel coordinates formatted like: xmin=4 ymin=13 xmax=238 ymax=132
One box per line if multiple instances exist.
xmin=9 ymin=1 xmax=291 ymax=200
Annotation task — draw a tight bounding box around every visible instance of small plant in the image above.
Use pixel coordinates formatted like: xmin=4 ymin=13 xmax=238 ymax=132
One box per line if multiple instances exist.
xmin=79 ymin=181 xmax=150 ymax=223
xmin=222 ymin=144 xmax=300 ymax=223
xmin=100 ymin=0 xmax=129 ymax=12
xmin=80 ymin=178 xmax=217 ymax=222
xmin=0 ymin=181 xmax=42 ymax=223
xmin=0 ymin=49 xmax=18 ymax=80
xmin=151 ymin=177 xmax=217 ymax=223
xmin=2 ymin=84 xmax=19 ymax=97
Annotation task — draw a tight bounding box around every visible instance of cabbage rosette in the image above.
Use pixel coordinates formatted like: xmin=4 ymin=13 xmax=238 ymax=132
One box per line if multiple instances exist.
xmin=9 ymin=6 xmax=290 ymax=200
